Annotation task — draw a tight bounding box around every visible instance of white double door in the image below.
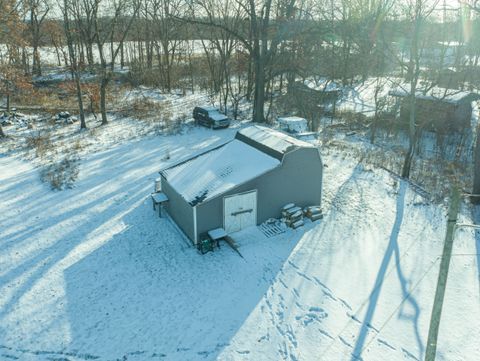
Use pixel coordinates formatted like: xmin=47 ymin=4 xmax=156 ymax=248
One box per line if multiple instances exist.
xmin=223 ymin=190 xmax=257 ymax=234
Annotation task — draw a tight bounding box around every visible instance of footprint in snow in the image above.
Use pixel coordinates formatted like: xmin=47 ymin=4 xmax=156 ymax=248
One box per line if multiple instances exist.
xmin=288 ymin=260 xmax=299 ymax=270
xmin=127 ymin=351 xmax=146 ymax=356
xmin=296 ymin=271 xmax=312 ymax=281
xmin=279 ymin=278 xmax=289 ymax=289
xmin=1 ymin=354 xmax=19 ymax=360
xmin=347 ymin=312 xmax=362 ymax=324
xmin=313 ymin=276 xmax=333 ymax=293
xmin=319 ymin=329 xmax=334 ymax=340
xmin=402 ymin=348 xmax=420 ymax=361
xmin=258 ymin=334 xmax=270 ymax=342
xmin=322 ymin=289 xmax=337 ymax=301
xmin=151 ymin=353 xmax=167 ymax=358
xmin=339 ymin=336 xmax=353 ymax=348
xmin=285 ymin=326 xmax=298 ymax=348
xmin=377 ymin=338 xmax=396 ymax=350
xmin=339 ymin=298 xmax=353 ymax=311
xmin=197 ymin=350 xmax=212 ymax=357
xmin=296 ymin=307 xmax=328 ymax=326
xmin=236 ymin=350 xmax=250 ymax=355
xmin=367 ymin=322 xmax=379 ymax=333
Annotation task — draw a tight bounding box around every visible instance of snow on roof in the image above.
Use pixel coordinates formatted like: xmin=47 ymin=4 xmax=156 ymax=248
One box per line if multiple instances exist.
xmin=161 ymin=139 xmax=280 ymax=205
xmin=278 ymin=116 xmax=307 ymax=123
xmin=388 ymin=85 xmax=480 ymax=105
xmin=278 ymin=117 xmax=309 ymax=134
xmin=200 ymin=105 xmax=218 ymax=112
xmin=236 ymin=125 xmax=314 ymax=159
xmin=209 ymin=112 xmax=228 ymax=121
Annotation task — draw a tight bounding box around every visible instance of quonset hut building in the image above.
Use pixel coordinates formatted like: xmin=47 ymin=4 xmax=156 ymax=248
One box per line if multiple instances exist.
xmin=159 ymin=125 xmax=323 ymax=244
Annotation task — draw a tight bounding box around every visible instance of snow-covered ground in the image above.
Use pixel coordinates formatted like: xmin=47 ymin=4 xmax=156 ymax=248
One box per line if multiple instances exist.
xmin=1 ymin=123 xmax=479 ymax=361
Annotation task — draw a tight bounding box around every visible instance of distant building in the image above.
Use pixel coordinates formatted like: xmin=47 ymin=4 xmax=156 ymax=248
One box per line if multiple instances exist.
xmin=388 ymin=86 xmax=480 ymax=132
xmin=158 ymin=126 xmax=323 ymax=244
xmin=288 ymin=81 xmax=341 ymax=107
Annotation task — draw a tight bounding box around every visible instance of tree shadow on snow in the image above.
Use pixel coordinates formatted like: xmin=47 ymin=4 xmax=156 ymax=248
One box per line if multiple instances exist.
xmin=351 ymin=181 xmax=424 ymax=361
xmin=0 ymin=131 xmax=243 ymax=359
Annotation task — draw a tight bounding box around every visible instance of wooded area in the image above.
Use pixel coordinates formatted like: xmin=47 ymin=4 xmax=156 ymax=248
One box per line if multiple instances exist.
xmin=1 ymin=0 xmax=480 ymax=191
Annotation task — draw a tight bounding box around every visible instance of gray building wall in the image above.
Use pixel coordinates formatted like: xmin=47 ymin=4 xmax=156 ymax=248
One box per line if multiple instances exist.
xmin=453 ymin=103 xmax=472 ymax=128
xmin=399 ymin=99 xmax=472 ymax=131
xmin=161 ymin=175 xmax=195 ymax=242
xmin=195 ymin=147 xmax=323 ymax=239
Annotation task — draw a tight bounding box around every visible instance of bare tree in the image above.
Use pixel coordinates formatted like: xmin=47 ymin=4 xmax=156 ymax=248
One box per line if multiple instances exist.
xmin=27 ymin=0 xmax=50 ymax=76
xmin=183 ymin=0 xmax=301 ymax=123
xmin=148 ymin=0 xmax=183 ymax=91
xmin=59 ymin=0 xmax=87 ymax=128
xmin=194 ymin=0 xmax=243 ymax=111
xmin=91 ymin=0 xmax=140 ymax=125
xmin=71 ymin=0 xmax=98 ymax=69
xmin=0 ymin=0 xmax=29 ymax=119
xmin=401 ymin=0 xmax=439 ymax=179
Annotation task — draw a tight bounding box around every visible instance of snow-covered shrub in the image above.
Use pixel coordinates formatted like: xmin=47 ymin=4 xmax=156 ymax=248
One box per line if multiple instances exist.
xmin=41 ymin=156 xmax=80 ymax=190
xmin=164 ymin=115 xmax=184 ymax=135
xmin=26 ymin=131 xmax=52 ymax=157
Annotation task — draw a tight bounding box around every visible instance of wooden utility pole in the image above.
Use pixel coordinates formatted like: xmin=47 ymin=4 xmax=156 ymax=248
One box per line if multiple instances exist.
xmin=425 ymin=188 xmax=461 ymax=361
xmin=473 ymin=123 xmax=480 ymax=204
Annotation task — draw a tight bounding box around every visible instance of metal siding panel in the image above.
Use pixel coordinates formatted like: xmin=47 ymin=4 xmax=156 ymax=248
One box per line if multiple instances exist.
xmin=161 ymin=176 xmax=195 ymax=243
xmin=195 ymin=148 xmax=322 ymax=238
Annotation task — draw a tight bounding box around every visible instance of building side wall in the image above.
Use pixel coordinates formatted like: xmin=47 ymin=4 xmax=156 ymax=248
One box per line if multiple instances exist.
xmin=161 ymin=175 xmax=195 ymax=243
xmin=454 ymin=103 xmax=472 ymax=128
xmin=399 ymin=99 xmax=471 ymax=131
xmin=196 ymin=147 xmax=323 ymax=238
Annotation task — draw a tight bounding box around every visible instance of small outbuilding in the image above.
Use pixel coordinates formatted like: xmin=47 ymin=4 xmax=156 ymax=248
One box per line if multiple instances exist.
xmin=388 ymin=86 xmax=480 ymax=132
xmin=159 ymin=125 xmax=323 ymax=244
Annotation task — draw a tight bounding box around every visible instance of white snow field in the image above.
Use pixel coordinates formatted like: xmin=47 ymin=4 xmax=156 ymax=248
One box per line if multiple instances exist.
xmin=0 ymin=126 xmax=479 ymax=361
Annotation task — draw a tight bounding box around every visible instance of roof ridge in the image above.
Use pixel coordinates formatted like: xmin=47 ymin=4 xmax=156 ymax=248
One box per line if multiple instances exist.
xmin=159 ymin=140 xmax=231 ymax=175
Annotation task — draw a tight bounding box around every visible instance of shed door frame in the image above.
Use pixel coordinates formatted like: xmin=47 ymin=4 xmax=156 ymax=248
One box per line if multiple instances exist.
xmin=223 ymin=190 xmax=258 ymax=234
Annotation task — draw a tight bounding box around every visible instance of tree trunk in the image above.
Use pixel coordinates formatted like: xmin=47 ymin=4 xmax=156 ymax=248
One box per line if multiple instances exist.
xmin=63 ymin=0 xmax=86 ymax=129
xmin=401 ymin=94 xmax=417 ymax=179
xmin=100 ymin=75 xmax=108 ymax=125
xmin=402 ymin=6 xmax=421 ymax=180
xmin=402 ymin=138 xmax=415 ymax=178
xmin=6 ymin=94 xmax=10 ymax=112
xmin=473 ymin=123 xmax=480 ymax=204
xmin=252 ymin=26 xmax=266 ymax=123
xmin=252 ymin=54 xmax=266 ymax=123
xmin=32 ymin=45 xmax=42 ymax=76
xmin=120 ymin=42 xmax=125 ymax=69
xmin=86 ymin=43 xmax=95 ymax=68
xmin=0 ymin=124 xmax=5 ymax=138
xmin=370 ymin=117 xmax=377 ymax=144
xmin=74 ymin=72 xmax=87 ymax=129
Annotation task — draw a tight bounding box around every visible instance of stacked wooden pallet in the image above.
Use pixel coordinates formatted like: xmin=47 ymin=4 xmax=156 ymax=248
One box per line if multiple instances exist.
xmin=282 ymin=203 xmax=304 ymax=229
xmin=303 ymin=206 xmax=323 ymax=221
